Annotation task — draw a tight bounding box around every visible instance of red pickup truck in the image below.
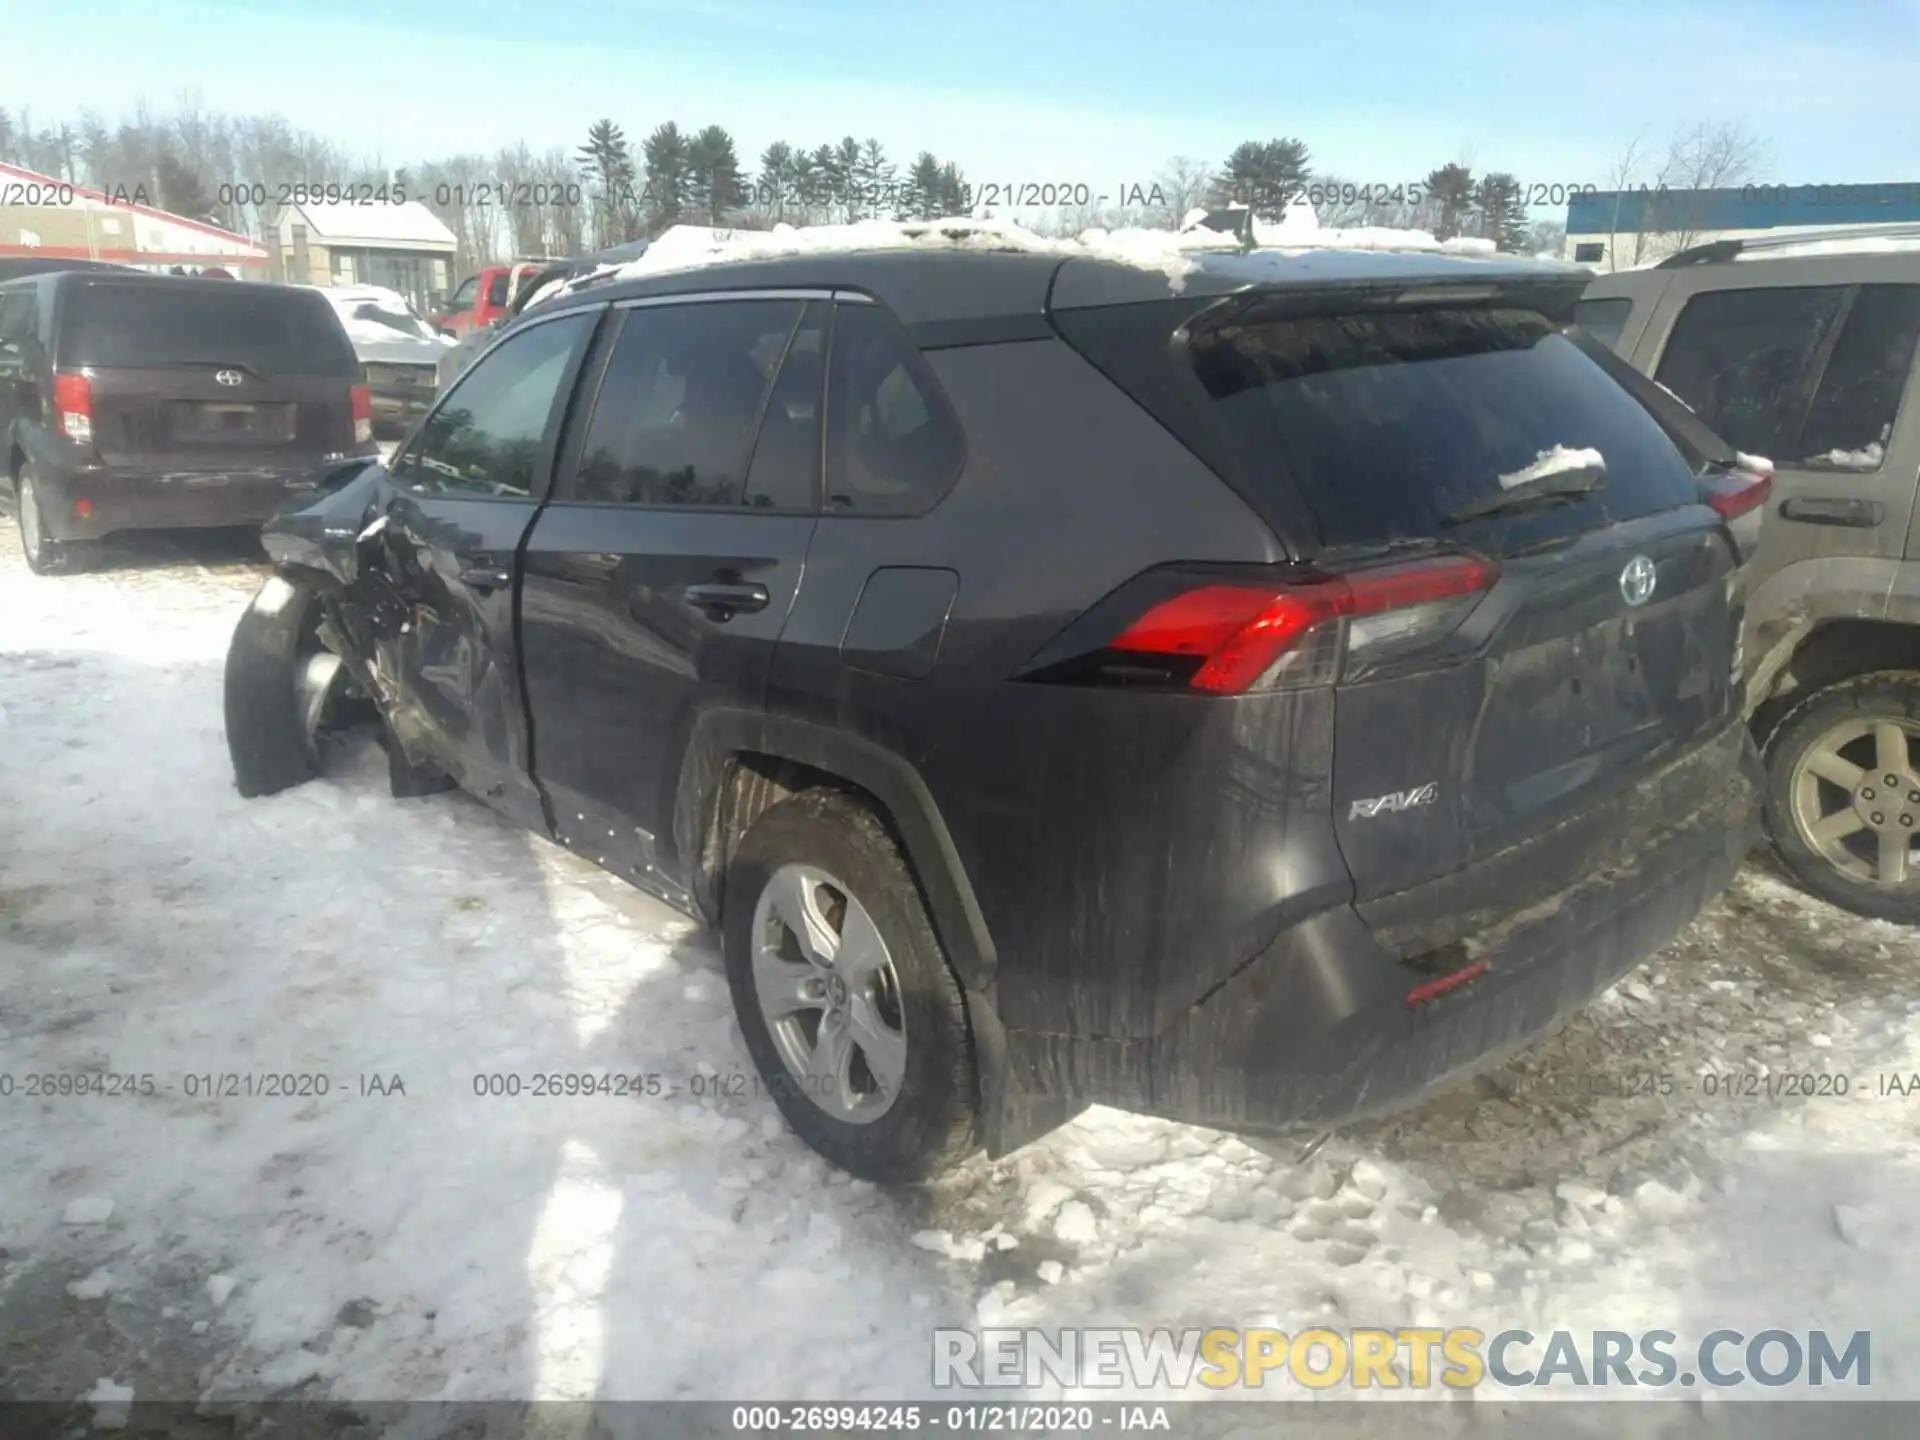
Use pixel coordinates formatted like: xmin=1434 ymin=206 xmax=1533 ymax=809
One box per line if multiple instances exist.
xmin=430 ymin=259 xmax=562 ymax=335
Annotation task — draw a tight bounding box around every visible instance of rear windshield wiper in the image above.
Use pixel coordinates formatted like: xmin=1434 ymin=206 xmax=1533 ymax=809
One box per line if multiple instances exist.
xmin=1441 ymin=463 xmax=1608 ymax=525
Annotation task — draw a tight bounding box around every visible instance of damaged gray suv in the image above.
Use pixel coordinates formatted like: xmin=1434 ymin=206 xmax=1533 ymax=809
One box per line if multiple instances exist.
xmin=223 ymin=239 xmax=1763 ymax=1182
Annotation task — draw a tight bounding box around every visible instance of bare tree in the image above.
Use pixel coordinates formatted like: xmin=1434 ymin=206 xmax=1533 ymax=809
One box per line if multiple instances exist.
xmin=1150 ymin=155 xmax=1213 ymax=228
xmin=1604 ymin=121 xmax=1769 ymax=269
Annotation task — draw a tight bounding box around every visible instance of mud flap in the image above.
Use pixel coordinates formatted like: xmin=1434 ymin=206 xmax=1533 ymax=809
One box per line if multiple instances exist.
xmin=225 ymin=576 xmax=325 ymax=799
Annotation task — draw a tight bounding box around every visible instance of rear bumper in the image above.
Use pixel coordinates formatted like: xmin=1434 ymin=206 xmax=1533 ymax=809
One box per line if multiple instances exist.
xmin=32 ymin=454 xmax=371 ymax=540
xmin=1001 ymin=720 xmax=1762 ymax=1131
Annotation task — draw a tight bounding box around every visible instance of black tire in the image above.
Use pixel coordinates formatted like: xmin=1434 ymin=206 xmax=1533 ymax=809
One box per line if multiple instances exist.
xmin=15 ymin=464 xmax=87 ymax=575
xmin=224 ymin=576 xmax=323 ymax=798
xmin=722 ymin=789 xmax=980 ymax=1184
xmin=1763 ymin=670 xmax=1920 ymax=923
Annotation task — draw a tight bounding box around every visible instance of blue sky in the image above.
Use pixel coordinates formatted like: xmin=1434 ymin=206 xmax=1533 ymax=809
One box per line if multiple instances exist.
xmin=7 ymin=0 xmax=1919 ymax=209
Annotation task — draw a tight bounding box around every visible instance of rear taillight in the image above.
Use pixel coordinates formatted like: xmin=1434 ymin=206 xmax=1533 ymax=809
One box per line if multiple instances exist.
xmin=53 ymin=371 xmax=93 ymax=445
xmin=1704 ymin=469 xmax=1771 ymax=520
xmin=351 ymin=384 xmax=373 ymax=445
xmin=1101 ymin=554 xmax=1499 ymax=694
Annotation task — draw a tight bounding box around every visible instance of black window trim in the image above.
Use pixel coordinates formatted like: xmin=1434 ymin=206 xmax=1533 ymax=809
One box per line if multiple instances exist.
xmin=547 ymin=289 xmax=837 ymax=516
xmin=389 ymin=302 xmax=608 ymax=504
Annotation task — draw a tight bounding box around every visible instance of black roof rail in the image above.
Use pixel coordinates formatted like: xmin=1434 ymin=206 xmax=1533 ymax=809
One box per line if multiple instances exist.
xmin=1658 ymin=238 xmax=1745 ymax=267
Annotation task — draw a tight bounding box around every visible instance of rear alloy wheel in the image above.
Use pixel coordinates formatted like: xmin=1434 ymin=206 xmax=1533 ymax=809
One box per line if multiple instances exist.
xmin=1765 ymin=672 xmax=1920 ymax=922
xmin=15 ymin=467 xmax=82 ymax=576
xmin=723 ymin=790 xmax=979 ymax=1183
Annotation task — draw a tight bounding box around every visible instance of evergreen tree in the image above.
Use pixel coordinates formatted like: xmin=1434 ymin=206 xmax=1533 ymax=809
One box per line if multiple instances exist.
xmin=154 ymin=150 xmax=215 ymax=221
xmin=757 ymin=140 xmax=797 ymax=219
xmin=576 ymin=119 xmax=636 ymax=248
xmin=903 ymin=151 xmax=944 ymax=220
xmin=854 ymin=137 xmax=895 ymax=221
xmin=686 ymin=125 xmax=745 ymax=225
xmin=642 ymin=122 xmax=691 ymax=231
xmin=1425 ymin=162 xmax=1476 ymax=241
xmin=1214 ymin=138 xmax=1311 ymax=217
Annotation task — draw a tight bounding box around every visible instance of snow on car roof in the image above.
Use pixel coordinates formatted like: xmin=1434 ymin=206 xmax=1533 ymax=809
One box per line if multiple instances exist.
xmin=542 ymin=214 xmax=1557 ymax=306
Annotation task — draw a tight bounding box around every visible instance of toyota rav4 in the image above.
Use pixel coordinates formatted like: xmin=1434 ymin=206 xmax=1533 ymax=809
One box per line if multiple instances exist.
xmin=222 ymin=237 xmax=1764 ymax=1183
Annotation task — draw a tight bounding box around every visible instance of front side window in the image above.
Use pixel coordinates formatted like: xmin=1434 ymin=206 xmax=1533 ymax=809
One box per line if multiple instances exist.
xmin=569 ymin=299 xmax=804 ymax=507
xmin=447 ymin=276 xmax=478 ymax=311
xmin=1652 ymin=284 xmax=1920 ymax=470
xmin=392 ymin=312 xmax=594 ymax=498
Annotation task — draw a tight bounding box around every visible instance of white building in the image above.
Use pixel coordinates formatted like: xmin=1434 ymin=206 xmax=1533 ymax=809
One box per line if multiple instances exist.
xmin=276 ymin=201 xmax=458 ymax=312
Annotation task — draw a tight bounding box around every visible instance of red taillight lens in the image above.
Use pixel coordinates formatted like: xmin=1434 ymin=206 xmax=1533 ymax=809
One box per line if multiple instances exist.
xmin=350 ymin=384 xmax=373 ymax=445
xmin=1705 ymin=469 xmax=1772 ymax=520
xmin=1109 ymin=555 xmax=1499 ymax=694
xmin=53 ymin=371 xmax=93 ymax=444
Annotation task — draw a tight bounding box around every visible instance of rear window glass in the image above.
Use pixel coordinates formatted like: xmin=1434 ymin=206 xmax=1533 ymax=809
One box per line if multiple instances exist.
xmin=1058 ymin=300 xmax=1700 ymax=553
xmin=61 ymin=282 xmax=357 ymax=373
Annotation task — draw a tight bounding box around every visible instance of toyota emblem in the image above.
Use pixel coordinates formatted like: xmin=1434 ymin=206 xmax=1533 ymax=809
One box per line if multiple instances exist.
xmin=1620 ymin=554 xmax=1658 ymax=607
xmin=214 ymin=369 xmax=244 ymax=387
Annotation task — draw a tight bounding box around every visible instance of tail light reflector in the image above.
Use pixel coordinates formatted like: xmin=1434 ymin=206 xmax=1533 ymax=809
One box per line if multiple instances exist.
xmin=1106 ymin=554 xmax=1499 ymax=694
xmin=350 ymin=384 xmax=373 ymax=445
xmin=53 ymin=371 xmax=93 ymax=444
xmin=1704 ymin=469 xmax=1771 ymax=520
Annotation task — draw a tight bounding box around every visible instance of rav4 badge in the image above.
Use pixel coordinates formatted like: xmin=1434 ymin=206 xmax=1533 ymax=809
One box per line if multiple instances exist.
xmin=1350 ymin=783 xmax=1440 ymax=820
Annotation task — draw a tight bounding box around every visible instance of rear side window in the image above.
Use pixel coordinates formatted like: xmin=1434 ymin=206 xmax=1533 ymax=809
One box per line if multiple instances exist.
xmin=485 ymin=273 xmax=510 ymax=307
xmin=0 ymin=289 xmax=35 ymax=350
xmin=824 ymin=303 xmax=964 ymax=516
xmin=60 ymin=282 xmax=357 ymax=373
xmin=1174 ymin=305 xmax=1699 ymax=551
xmin=1654 ymin=284 xmax=1920 ymax=471
xmin=1573 ymin=297 xmax=1632 ymax=352
xmin=569 ymin=299 xmax=800 ymax=507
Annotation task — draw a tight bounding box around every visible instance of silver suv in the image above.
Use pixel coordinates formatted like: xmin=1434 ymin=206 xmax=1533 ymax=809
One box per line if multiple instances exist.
xmin=1582 ymin=227 xmax=1920 ymax=920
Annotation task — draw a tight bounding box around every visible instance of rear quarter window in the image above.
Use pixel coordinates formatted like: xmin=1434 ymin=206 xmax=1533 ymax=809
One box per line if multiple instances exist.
xmin=1573 ymin=297 xmax=1633 ymax=352
xmin=59 ymin=282 xmax=358 ymax=374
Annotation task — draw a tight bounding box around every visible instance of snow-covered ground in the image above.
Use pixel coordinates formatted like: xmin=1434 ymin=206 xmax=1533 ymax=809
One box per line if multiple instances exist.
xmin=2 ymin=526 xmax=1919 ymax=1425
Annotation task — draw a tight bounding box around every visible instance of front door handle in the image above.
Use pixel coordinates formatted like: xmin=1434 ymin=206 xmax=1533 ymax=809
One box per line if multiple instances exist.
xmin=683 ymin=581 xmax=770 ymax=615
xmin=457 ymin=563 xmax=514 ymax=592
xmin=1779 ymin=496 xmax=1883 ymax=528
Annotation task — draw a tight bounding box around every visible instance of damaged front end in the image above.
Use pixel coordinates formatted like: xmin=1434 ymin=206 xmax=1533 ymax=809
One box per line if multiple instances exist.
xmin=224 ymin=460 xmax=444 ymax=799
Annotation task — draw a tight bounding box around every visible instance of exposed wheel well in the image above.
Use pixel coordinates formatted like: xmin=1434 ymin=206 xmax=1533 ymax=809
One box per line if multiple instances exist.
xmin=1751 ymin=619 xmax=1920 ymax=748
xmin=698 ymin=752 xmax=895 ymax=922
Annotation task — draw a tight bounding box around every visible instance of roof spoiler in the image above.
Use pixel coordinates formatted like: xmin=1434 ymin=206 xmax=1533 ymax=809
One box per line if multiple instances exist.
xmin=1178 ymin=268 xmax=1589 ymax=337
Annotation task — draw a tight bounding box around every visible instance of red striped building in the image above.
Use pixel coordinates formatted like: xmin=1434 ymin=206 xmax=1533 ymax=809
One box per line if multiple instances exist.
xmin=0 ymin=161 xmax=269 ymax=276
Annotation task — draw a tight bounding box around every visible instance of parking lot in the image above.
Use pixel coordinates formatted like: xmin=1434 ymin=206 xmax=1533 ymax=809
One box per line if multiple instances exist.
xmin=2 ymin=521 xmax=1918 ymax=1421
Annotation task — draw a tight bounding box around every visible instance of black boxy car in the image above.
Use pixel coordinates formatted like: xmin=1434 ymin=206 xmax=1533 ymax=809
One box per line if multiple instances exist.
xmin=0 ymin=271 xmax=378 ymax=573
xmin=223 ymin=244 xmax=1765 ymax=1182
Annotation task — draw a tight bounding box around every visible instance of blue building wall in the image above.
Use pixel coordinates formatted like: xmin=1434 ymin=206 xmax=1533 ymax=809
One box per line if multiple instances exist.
xmin=1568 ymin=184 xmax=1920 ymax=236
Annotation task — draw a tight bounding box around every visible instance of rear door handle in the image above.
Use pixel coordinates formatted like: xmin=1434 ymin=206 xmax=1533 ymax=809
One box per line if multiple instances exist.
xmin=1779 ymin=496 xmax=1883 ymax=527
xmin=683 ymin=581 xmax=770 ymax=615
xmin=457 ymin=563 xmax=514 ymax=592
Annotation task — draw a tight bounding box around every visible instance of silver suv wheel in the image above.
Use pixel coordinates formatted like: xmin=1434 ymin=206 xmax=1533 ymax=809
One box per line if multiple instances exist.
xmin=750 ymin=862 xmax=907 ymax=1124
